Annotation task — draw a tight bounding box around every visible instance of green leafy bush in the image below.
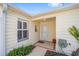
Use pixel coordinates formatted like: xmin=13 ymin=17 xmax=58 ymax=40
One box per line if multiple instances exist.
xmin=68 ymin=25 xmax=79 ymax=41
xmin=7 ymin=45 xmax=33 ymax=56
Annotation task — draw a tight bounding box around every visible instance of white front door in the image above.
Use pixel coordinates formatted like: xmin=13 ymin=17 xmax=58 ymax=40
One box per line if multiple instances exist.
xmin=40 ymin=23 xmax=49 ymax=41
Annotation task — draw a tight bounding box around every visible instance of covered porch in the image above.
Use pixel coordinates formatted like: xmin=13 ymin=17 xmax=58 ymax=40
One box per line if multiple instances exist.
xmin=32 ymin=17 xmax=56 ymax=51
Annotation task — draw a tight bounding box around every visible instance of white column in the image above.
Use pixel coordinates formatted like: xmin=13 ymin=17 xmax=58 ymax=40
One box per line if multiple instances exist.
xmin=0 ymin=4 xmax=7 ymax=56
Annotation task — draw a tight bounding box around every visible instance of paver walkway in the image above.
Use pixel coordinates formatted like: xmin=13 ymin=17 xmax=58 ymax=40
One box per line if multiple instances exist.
xmin=28 ymin=46 xmax=47 ymax=56
xmin=34 ymin=41 xmax=54 ymax=51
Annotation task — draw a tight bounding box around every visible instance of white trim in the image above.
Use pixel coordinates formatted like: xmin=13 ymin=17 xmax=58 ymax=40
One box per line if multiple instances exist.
xmin=0 ymin=4 xmax=7 ymax=56
xmin=17 ymin=18 xmax=29 ymax=42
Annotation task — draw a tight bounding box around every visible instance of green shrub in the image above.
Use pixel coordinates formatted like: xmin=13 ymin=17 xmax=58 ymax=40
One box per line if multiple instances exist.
xmin=7 ymin=45 xmax=33 ymax=56
xmin=24 ymin=45 xmax=33 ymax=55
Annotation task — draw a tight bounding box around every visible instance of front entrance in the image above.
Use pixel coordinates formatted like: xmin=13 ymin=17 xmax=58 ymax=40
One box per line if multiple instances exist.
xmin=34 ymin=17 xmax=56 ymax=50
xmin=41 ymin=24 xmax=49 ymax=41
xmin=40 ymin=18 xmax=56 ymax=42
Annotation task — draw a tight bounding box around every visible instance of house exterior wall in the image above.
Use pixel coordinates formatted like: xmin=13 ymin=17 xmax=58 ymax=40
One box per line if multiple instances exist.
xmin=6 ymin=9 xmax=39 ymax=53
xmin=56 ymin=8 xmax=79 ymax=55
xmin=33 ymin=21 xmax=40 ymax=41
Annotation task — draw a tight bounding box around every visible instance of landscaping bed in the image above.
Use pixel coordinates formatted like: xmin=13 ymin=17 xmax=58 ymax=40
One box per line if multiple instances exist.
xmin=7 ymin=45 xmax=35 ymax=56
xmin=45 ymin=50 xmax=67 ymax=56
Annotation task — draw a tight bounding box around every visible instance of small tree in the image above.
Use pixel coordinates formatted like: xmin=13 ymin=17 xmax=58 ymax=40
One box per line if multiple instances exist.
xmin=68 ymin=25 xmax=79 ymax=41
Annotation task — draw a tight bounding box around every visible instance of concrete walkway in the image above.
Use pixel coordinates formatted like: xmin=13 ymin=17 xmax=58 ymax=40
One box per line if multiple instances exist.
xmin=28 ymin=46 xmax=47 ymax=56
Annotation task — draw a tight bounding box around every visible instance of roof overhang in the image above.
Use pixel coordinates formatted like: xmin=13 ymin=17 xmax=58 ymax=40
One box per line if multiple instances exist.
xmin=32 ymin=4 xmax=79 ymax=20
xmin=7 ymin=4 xmax=32 ymax=19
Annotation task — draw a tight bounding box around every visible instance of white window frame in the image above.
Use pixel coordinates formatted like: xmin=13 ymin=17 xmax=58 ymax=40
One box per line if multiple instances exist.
xmin=17 ymin=18 xmax=29 ymax=42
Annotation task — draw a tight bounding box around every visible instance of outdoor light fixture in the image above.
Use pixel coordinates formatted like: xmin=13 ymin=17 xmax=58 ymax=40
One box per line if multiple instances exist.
xmin=35 ymin=25 xmax=37 ymax=32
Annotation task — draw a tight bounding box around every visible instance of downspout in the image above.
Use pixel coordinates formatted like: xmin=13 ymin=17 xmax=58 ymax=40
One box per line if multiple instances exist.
xmin=0 ymin=4 xmax=7 ymax=56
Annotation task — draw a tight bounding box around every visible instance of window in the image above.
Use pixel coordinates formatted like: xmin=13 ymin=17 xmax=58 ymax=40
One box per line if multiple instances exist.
xmin=17 ymin=19 xmax=29 ymax=42
xmin=23 ymin=30 xmax=28 ymax=38
xmin=18 ymin=21 xmax=22 ymax=29
xmin=23 ymin=22 xmax=27 ymax=29
xmin=18 ymin=30 xmax=22 ymax=40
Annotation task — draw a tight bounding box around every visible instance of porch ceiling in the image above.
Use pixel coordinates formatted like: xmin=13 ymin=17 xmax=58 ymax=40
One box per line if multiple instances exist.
xmin=32 ymin=17 xmax=56 ymax=22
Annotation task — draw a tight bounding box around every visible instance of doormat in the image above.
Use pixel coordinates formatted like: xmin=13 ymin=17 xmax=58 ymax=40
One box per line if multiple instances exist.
xmin=45 ymin=50 xmax=67 ymax=56
xmin=38 ymin=40 xmax=45 ymax=43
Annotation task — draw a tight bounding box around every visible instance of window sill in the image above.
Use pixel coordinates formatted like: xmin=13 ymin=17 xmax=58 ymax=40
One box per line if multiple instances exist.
xmin=17 ymin=38 xmax=29 ymax=42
